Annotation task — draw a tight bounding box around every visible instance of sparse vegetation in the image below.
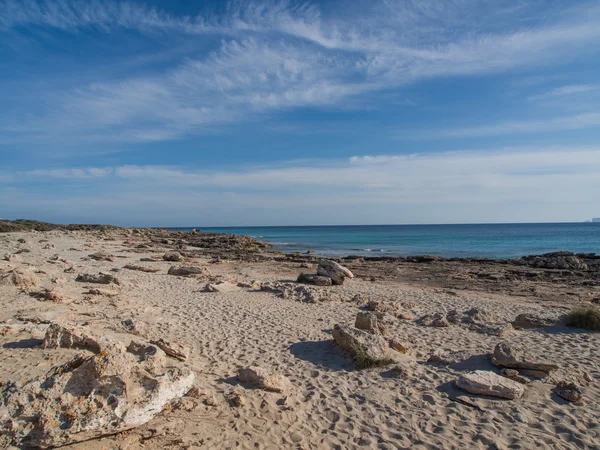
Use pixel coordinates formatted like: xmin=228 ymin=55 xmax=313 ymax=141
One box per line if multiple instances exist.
xmin=351 ymin=343 xmax=395 ymax=370
xmin=566 ymin=306 xmax=600 ymax=332
xmin=297 ymin=273 xmax=310 ymax=283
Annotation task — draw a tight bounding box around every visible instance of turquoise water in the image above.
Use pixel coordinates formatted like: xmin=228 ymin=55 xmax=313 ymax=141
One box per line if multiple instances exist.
xmin=187 ymin=223 xmax=600 ymax=259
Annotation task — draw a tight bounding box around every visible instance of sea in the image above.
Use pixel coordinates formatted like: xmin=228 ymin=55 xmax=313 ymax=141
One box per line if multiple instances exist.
xmin=183 ymin=223 xmax=600 ymax=259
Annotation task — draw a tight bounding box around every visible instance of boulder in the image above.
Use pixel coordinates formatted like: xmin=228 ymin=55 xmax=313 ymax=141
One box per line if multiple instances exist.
xmin=163 ymin=252 xmax=184 ymax=262
xmin=75 ymin=272 xmax=120 ymax=285
xmin=167 ymin=266 xmax=209 ymax=277
xmin=297 ymin=273 xmax=333 ymax=286
xmin=317 ymin=260 xmax=354 ymax=285
xmin=237 ymin=366 xmax=292 ymax=393
xmin=0 ymin=343 xmax=194 ymax=448
xmin=355 ymin=311 xmax=395 ymax=336
xmin=492 ymin=343 xmax=558 ymax=374
xmin=332 ymin=324 xmax=390 ymax=361
xmin=512 ymin=313 xmax=556 ymax=329
xmin=456 ymin=370 xmax=525 ymax=399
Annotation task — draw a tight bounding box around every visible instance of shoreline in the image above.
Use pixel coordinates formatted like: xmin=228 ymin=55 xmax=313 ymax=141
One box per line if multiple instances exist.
xmin=0 ymin=225 xmax=599 ymax=448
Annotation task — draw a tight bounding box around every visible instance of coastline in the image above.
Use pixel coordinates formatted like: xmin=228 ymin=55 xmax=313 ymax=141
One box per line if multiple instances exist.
xmin=0 ymin=222 xmax=599 ymax=448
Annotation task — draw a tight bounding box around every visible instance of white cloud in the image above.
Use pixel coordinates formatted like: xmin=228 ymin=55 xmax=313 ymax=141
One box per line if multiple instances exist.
xmin=3 ymin=146 xmax=598 ymax=225
xmin=2 ymin=0 xmax=600 ymax=143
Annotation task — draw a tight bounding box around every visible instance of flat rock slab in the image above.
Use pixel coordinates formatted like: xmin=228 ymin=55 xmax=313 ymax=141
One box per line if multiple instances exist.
xmin=492 ymin=343 xmax=558 ymax=373
xmin=205 ymin=281 xmax=240 ymax=293
xmin=456 ymin=370 xmax=525 ymax=399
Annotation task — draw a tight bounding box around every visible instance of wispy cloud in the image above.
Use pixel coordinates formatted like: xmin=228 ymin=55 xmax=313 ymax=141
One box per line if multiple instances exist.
xmin=2 ymin=0 xmax=600 ymax=143
xmin=416 ymin=113 xmax=600 ymax=139
xmin=528 ymin=84 xmax=600 ymax=101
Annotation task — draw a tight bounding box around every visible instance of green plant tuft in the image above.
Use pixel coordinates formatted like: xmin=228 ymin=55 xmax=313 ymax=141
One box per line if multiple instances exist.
xmin=351 ymin=343 xmax=394 ymax=370
xmin=566 ymin=306 xmax=600 ymax=332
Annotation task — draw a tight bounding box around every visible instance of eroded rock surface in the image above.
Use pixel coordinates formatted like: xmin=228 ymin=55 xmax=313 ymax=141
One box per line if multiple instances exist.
xmin=237 ymin=366 xmax=292 ymax=393
xmin=0 ymin=341 xmax=194 ymax=448
xmin=492 ymin=343 xmax=558 ymax=373
xmin=332 ymin=324 xmax=390 ymax=361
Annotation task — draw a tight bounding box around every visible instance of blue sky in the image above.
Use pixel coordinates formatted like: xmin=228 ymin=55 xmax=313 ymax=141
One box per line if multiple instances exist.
xmin=1 ymin=0 xmax=599 ymax=226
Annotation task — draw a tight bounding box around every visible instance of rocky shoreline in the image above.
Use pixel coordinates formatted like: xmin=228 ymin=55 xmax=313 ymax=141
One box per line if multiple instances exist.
xmin=0 ymin=221 xmax=599 ymax=449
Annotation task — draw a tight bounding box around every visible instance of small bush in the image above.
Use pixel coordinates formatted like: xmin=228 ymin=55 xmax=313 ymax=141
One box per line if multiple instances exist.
xmin=566 ymin=306 xmax=600 ymax=332
xmin=352 ymin=343 xmax=395 ymax=370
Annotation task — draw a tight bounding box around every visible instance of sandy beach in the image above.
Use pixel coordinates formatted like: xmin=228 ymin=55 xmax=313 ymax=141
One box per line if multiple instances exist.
xmin=1 ymin=226 xmax=599 ymax=449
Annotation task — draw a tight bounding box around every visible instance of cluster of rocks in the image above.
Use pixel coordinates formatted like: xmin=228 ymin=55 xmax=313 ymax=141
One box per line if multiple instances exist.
xmin=520 ymin=251 xmax=589 ymax=271
xmin=456 ymin=342 xmax=585 ymax=403
xmin=298 ymin=260 xmax=354 ymax=286
xmin=259 ymin=281 xmax=342 ymax=303
xmin=0 ymin=323 xmax=195 ymax=448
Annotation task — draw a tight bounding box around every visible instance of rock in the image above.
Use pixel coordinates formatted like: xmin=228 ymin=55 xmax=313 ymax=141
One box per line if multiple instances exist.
xmin=332 ymin=324 xmax=390 ymax=361
xmin=76 ymin=272 xmax=120 ymax=285
xmin=163 ymin=252 xmax=184 ymax=262
xmin=167 ymin=266 xmax=209 ymax=277
xmin=237 ymin=366 xmax=292 ymax=393
xmin=0 ymin=267 xmax=40 ymax=290
xmin=123 ymin=264 xmax=160 ymax=273
xmin=512 ymin=313 xmax=556 ymax=329
xmin=420 ymin=313 xmax=449 ymax=328
xmin=30 ymin=288 xmax=71 ymax=303
xmin=0 ymin=342 xmax=195 ymax=448
xmin=583 ymin=372 xmax=593 ymax=383
xmin=297 ymin=273 xmax=333 ymax=286
xmin=555 ymin=381 xmax=583 ymax=402
xmin=89 ymin=252 xmax=114 ymax=262
xmin=456 ymin=370 xmax=525 ymax=399
xmin=388 ymin=338 xmax=412 ymax=355
xmin=87 ymin=288 xmax=119 ymax=297
xmin=316 ymin=260 xmax=354 ymax=285
xmin=205 ymin=281 xmax=240 ymax=293
xmin=354 ymin=311 xmax=395 ymax=336
xmin=502 ymin=368 xmax=519 ymax=378
xmin=492 ymin=343 xmax=558 ymax=374
xmin=43 ymin=323 xmax=104 ymax=353
xmin=150 ymin=338 xmax=189 ymax=361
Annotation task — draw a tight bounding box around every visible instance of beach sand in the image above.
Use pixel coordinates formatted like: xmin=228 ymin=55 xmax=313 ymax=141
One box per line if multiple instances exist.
xmin=0 ymin=228 xmax=598 ymax=449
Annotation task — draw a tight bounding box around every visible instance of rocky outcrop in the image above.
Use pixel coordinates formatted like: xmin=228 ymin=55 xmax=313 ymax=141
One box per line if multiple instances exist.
xmin=332 ymin=324 xmax=390 ymax=361
xmin=30 ymin=288 xmax=71 ymax=303
xmin=43 ymin=323 xmax=105 ymax=353
xmin=456 ymin=370 xmax=525 ymax=399
xmin=317 ymin=260 xmax=354 ymax=285
xmin=492 ymin=343 xmax=558 ymax=373
xmin=260 ymin=281 xmax=341 ymax=303
xmin=237 ymin=367 xmax=292 ymax=393
xmin=366 ymin=300 xmax=414 ymax=320
xmin=167 ymin=266 xmax=209 ymax=277
xmin=521 ymin=252 xmax=588 ymax=271
xmin=75 ymin=272 xmax=120 ymax=285
xmin=0 ymin=339 xmax=194 ymax=448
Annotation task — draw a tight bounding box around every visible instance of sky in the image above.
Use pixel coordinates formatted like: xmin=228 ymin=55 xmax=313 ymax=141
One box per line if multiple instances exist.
xmin=1 ymin=0 xmax=599 ymax=227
